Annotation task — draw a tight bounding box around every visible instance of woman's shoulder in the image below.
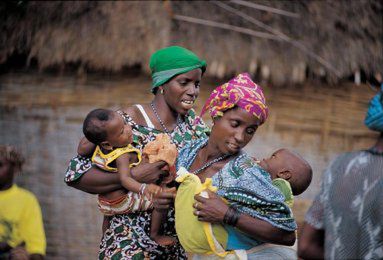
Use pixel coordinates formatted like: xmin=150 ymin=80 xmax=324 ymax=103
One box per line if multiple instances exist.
xmin=176 ymin=138 xmax=208 ymax=169
xmin=179 ymin=137 xmax=207 ymax=154
xmin=185 ymin=108 xmax=204 ymax=125
xmin=184 ymin=109 xmax=210 ymax=136
xmin=120 ymin=104 xmax=149 ymax=126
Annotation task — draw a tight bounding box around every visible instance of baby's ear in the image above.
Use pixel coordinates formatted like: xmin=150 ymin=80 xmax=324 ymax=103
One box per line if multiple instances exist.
xmin=277 ymin=170 xmax=292 ymax=180
xmin=100 ymin=141 xmax=113 ymax=151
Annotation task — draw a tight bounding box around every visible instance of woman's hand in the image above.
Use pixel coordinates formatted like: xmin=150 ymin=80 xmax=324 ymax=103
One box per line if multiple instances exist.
xmin=131 ymin=159 xmax=168 ymax=184
xmin=194 ymin=190 xmax=296 ymax=245
xmin=152 ymin=187 xmax=176 ymax=211
xmin=193 ymin=190 xmax=229 ymax=223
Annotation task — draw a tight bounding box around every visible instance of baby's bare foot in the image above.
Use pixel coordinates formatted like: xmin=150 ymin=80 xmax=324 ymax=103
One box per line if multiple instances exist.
xmin=154 ymin=235 xmax=176 ymax=246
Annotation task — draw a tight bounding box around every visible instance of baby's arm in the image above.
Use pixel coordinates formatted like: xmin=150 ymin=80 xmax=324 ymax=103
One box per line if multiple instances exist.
xmin=117 ymin=153 xmax=161 ymax=197
xmin=77 ymin=137 xmax=96 ymax=157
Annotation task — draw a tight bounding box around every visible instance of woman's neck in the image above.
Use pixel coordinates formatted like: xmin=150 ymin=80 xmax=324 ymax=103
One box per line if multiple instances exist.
xmin=201 ymin=139 xmax=233 ymax=161
xmin=152 ymin=95 xmax=179 ymax=124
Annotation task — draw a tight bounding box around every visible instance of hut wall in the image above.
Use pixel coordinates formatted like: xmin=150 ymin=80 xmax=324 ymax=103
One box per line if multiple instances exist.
xmin=0 ymin=72 xmax=379 ymax=258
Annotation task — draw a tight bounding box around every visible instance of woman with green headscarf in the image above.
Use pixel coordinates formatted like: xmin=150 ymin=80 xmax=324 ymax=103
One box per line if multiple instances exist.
xmin=64 ymin=46 xmax=209 ymax=259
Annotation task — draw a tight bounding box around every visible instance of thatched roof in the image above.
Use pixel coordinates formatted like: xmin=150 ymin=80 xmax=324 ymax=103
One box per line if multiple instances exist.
xmin=1 ymin=1 xmax=382 ymax=84
xmin=170 ymin=0 xmax=382 ymax=84
xmin=0 ymin=1 xmax=170 ymax=72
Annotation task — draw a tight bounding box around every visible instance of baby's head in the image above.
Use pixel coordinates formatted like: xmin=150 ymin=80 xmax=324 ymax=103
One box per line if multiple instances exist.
xmin=0 ymin=145 xmax=24 ymax=186
xmin=83 ymin=109 xmax=133 ymax=150
xmin=259 ymin=148 xmax=312 ymax=195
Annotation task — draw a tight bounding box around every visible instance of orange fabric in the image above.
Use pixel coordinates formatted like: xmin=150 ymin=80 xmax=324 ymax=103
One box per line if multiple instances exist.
xmin=143 ymin=133 xmax=178 ymax=166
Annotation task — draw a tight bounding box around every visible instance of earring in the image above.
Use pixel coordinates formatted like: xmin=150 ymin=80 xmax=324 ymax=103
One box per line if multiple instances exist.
xmin=160 ymin=88 xmax=164 ymax=94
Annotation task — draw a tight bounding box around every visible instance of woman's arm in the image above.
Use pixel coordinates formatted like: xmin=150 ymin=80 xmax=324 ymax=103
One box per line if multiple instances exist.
xmin=298 ymin=222 xmax=324 ymax=259
xmin=235 ymin=212 xmax=295 ymax=246
xmin=77 ymin=137 xmax=96 ymax=157
xmin=67 ymin=167 xmax=122 ymax=194
xmin=194 ymin=190 xmax=296 ymax=246
xmin=67 ymin=160 xmax=168 ymax=194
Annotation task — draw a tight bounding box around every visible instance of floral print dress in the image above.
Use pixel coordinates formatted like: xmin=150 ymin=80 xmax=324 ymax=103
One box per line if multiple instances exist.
xmin=64 ymin=108 xmax=209 ymax=259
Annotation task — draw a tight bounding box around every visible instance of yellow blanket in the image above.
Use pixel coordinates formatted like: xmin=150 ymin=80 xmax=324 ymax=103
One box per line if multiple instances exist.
xmin=175 ymin=167 xmax=230 ymax=257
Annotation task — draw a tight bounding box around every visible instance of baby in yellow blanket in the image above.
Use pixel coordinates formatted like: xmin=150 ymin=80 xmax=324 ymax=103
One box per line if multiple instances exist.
xmin=175 ymin=148 xmax=312 ymax=257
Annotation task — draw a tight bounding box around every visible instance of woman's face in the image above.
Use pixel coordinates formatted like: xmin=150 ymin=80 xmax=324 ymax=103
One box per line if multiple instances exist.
xmin=210 ymin=107 xmax=261 ymax=155
xmin=162 ymin=68 xmax=202 ymax=115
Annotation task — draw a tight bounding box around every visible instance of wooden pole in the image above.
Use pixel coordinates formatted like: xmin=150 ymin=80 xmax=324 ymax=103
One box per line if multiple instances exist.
xmin=212 ymin=1 xmax=342 ymax=78
xmin=173 ymin=14 xmax=282 ymax=41
xmin=230 ymin=0 xmax=300 ymax=18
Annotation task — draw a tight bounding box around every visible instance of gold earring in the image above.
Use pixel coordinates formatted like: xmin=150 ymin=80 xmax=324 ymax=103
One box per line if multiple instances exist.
xmin=160 ymin=88 xmax=164 ymax=94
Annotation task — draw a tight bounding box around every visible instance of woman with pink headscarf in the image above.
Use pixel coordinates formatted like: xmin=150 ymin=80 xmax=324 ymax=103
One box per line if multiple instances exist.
xmin=175 ymin=73 xmax=297 ymax=259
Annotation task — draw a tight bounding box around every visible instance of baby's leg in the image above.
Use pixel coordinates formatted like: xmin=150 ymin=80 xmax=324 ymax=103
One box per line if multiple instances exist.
xmin=99 ymin=189 xmax=127 ymax=201
xmin=102 ymin=216 xmax=110 ymax=234
xmin=98 ymin=191 xmax=127 ymax=233
xmin=150 ymin=208 xmax=176 ymax=246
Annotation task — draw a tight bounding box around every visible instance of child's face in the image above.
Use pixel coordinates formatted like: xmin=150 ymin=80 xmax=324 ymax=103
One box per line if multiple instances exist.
xmin=0 ymin=159 xmax=13 ymax=186
xmin=259 ymin=149 xmax=290 ymax=179
xmin=104 ymin=112 xmax=133 ymax=148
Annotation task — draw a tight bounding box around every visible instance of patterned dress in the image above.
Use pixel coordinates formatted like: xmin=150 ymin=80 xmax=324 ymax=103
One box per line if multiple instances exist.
xmin=305 ymin=150 xmax=383 ymax=259
xmin=64 ymin=109 xmax=209 ymax=259
xmin=176 ymin=138 xmax=296 ymax=250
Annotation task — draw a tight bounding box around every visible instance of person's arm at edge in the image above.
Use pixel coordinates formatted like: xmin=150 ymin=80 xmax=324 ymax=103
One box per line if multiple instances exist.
xmin=19 ymin=195 xmax=46 ymax=260
xmin=298 ymin=222 xmax=324 ymax=259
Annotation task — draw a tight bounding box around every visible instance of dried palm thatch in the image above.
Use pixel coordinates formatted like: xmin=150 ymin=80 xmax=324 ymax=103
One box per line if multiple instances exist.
xmin=170 ymin=0 xmax=382 ymax=84
xmin=0 ymin=0 xmax=382 ymax=84
xmin=0 ymin=1 xmax=170 ymax=72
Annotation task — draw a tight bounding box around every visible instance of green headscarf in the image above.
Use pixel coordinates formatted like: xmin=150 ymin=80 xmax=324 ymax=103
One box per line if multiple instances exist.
xmin=149 ymin=46 xmax=207 ymax=93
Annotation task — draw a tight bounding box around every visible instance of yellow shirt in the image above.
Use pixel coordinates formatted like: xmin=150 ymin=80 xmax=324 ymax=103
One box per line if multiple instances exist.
xmin=0 ymin=185 xmax=46 ymax=255
xmin=92 ymin=144 xmax=141 ymax=172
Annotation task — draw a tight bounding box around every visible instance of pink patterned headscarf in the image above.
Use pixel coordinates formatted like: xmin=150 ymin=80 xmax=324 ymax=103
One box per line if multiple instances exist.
xmin=201 ymin=73 xmax=268 ymax=125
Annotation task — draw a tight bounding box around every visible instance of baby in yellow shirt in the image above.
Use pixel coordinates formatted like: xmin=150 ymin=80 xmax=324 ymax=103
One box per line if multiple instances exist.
xmin=79 ymin=108 xmax=177 ymax=246
xmin=0 ymin=145 xmax=46 ymax=259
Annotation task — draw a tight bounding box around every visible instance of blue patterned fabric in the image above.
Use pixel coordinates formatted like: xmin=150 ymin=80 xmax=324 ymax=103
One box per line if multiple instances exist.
xmin=176 ymin=138 xmax=296 ymax=248
xmin=364 ymin=84 xmax=383 ymax=132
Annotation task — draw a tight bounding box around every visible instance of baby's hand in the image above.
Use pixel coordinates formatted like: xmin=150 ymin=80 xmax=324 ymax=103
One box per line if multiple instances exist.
xmin=143 ymin=184 xmax=162 ymax=198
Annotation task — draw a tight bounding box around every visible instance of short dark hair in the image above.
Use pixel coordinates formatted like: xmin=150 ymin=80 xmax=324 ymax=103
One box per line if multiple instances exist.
xmin=0 ymin=145 xmax=24 ymax=173
xmin=83 ymin=109 xmax=114 ymax=145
